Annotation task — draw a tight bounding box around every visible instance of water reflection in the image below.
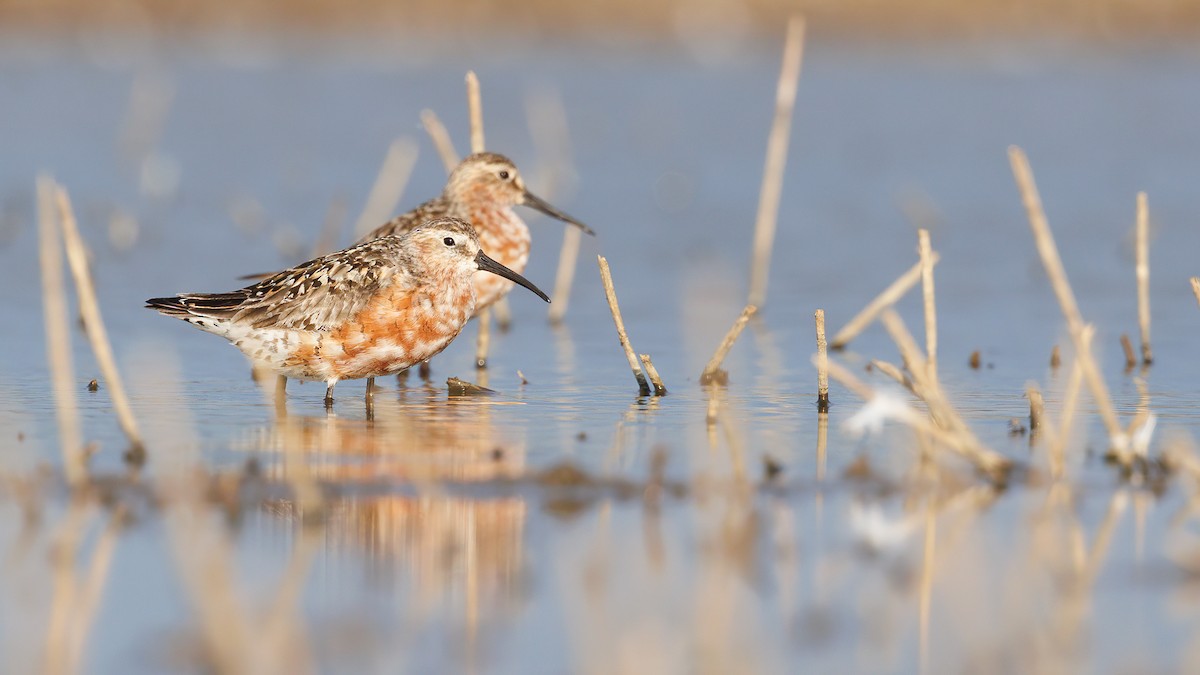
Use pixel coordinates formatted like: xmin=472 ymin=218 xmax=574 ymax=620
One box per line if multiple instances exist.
xmin=245 ymin=390 xmax=530 ymax=656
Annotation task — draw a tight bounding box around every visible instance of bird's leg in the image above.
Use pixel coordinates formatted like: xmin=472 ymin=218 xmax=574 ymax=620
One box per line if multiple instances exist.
xmin=275 ymin=375 xmax=287 ymax=400
xmin=395 ymin=368 xmax=409 ymax=386
xmin=365 ymin=377 xmax=375 ymax=398
xmin=324 ymin=383 xmax=335 ymax=408
xmin=475 ymin=308 xmax=491 ymax=369
xmin=418 ymin=360 xmax=431 ymax=381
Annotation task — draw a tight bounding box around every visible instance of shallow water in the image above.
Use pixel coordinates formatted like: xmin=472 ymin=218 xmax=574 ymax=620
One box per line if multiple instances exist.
xmin=3 ymin=38 xmax=1200 ymax=673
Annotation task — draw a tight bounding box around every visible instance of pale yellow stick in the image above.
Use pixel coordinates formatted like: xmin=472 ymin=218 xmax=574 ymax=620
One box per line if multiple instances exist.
xmin=1008 ymin=146 xmax=1124 ymax=454
xmin=748 ymin=15 xmax=805 ymax=308
xmin=639 ymin=354 xmax=668 ymax=396
xmin=1051 ymin=342 xmax=1087 ymax=479
xmin=549 ymin=228 xmax=582 ymax=326
xmin=829 ymin=254 xmax=938 ymax=349
xmin=1191 ymin=277 xmax=1200 ymax=308
xmin=466 ymin=71 xmax=485 ymax=154
xmin=57 ymin=187 xmax=145 ymax=455
xmin=421 ymin=108 xmax=459 ymax=173
xmin=815 ymin=309 xmax=829 ymax=409
xmin=1027 ymin=384 xmax=1045 ymax=432
xmin=465 ymin=72 xmax=493 ymax=363
xmin=352 ymin=138 xmax=418 ymax=240
xmin=37 ymin=176 xmax=86 ymax=486
xmin=918 ymin=229 xmax=938 ymax=379
xmin=597 ymin=256 xmax=651 ymax=396
xmin=1135 ymin=191 xmax=1152 ymax=364
xmin=700 ymin=304 xmax=758 ymax=385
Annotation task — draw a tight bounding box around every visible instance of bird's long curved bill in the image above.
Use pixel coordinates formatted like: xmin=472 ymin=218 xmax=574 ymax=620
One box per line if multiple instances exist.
xmin=475 ymin=251 xmax=551 ymax=303
xmin=522 ymin=190 xmax=595 ymax=236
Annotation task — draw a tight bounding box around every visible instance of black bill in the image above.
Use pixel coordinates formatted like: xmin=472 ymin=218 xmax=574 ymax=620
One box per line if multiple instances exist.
xmin=522 ymin=190 xmax=595 ymax=236
xmin=475 ymin=251 xmax=551 ymax=303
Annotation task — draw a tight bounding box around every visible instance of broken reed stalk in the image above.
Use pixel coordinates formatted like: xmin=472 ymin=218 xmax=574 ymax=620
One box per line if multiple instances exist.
xmin=1191 ymin=277 xmax=1200 ymax=308
xmin=57 ymin=187 xmax=145 ymax=456
xmin=1027 ymin=384 xmax=1045 ymax=432
xmin=1135 ymin=191 xmax=1152 ymax=365
xmin=639 ymin=354 xmax=668 ymax=396
xmin=828 ymin=254 xmax=939 ymax=350
xmin=870 ymin=359 xmax=911 ymax=390
xmin=549 ymin=228 xmax=582 ymax=325
xmin=597 ymin=255 xmax=651 ymax=396
xmin=1120 ymin=334 xmax=1136 ymax=370
xmin=1051 ymin=341 xmax=1088 ymax=479
xmin=420 ymin=109 xmax=460 ymax=172
xmin=879 ymin=309 xmax=1010 ymax=477
xmin=464 ymin=72 xmax=494 ymax=366
xmin=747 ymin=15 xmax=805 ymax=308
xmin=351 ymin=137 xmax=418 ymax=240
xmin=466 ymin=71 xmax=485 ymax=154
xmin=700 ymin=304 xmax=758 ymax=385
xmin=815 ymin=309 xmax=829 ymax=410
xmin=918 ymin=229 xmax=938 ymax=380
xmin=37 ymin=176 xmax=86 ymax=486
xmin=821 ymin=356 xmax=1009 ymax=480
xmin=1008 ymin=146 xmax=1126 ymax=457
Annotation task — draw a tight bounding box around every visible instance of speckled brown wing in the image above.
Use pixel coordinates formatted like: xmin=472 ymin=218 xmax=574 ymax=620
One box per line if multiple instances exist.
xmin=355 ymin=196 xmax=451 ymax=245
xmin=161 ymin=237 xmax=421 ymax=333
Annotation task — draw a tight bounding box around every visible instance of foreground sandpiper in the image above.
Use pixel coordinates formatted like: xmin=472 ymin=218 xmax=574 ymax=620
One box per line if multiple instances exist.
xmin=148 ymin=217 xmax=549 ymax=406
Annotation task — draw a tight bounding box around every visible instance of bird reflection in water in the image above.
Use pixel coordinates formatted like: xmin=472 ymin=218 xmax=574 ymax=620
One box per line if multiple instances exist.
xmin=243 ymin=388 xmax=529 ymax=653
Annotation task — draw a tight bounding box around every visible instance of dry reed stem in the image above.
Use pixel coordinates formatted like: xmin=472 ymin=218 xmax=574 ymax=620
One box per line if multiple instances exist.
xmin=1027 ymin=384 xmax=1045 ymax=431
xmin=37 ymin=176 xmax=86 ymax=486
xmin=870 ymin=359 xmax=912 ymax=391
xmin=918 ymin=229 xmax=938 ymax=380
xmin=822 ymin=356 xmax=1001 ymax=473
xmin=352 ymin=137 xmax=418 ymax=239
xmin=828 ymin=253 xmax=939 ymax=350
xmin=597 ymin=256 xmax=651 ymax=396
xmin=1191 ymin=277 xmax=1200 ymax=308
xmin=1120 ymin=333 xmax=1136 ymax=370
xmin=700 ymin=304 xmax=758 ymax=385
xmin=549 ymin=228 xmax=582 ymax=325
xmin=1135 ymin=191 xmax=1152 ymax=364
xmin=420 ymin=108 xmax=459 ymax=173
xmin=57 ymin=187 xmax=145 ymax=456
xmin=747 ymin=15 xmax=805 ymax=308
xmin=639 ymin=354 xmax=668 ymax=396
xmin=1008 ymin=146 xmax=1125 ymax=455
xmin=466 ymin=71 xmax=485 ymax=154
xmin=815 ymin=309 xmax=829 ymax=410
xmin=1050 ymin=325 xmax=1093 ymax=478
xmin=879 ymin=310 xmax=1009 ymax=477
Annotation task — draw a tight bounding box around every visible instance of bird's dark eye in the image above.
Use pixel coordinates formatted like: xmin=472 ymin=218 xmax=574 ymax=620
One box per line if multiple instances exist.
xmin=498 ymin=170 xmax=510 ymax=180
xmin=443 ymin=237 xmax=455 ymax=247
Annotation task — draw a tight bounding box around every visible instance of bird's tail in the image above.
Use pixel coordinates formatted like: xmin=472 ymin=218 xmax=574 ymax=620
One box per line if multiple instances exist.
xmin=145 ymin=292 xmax=250 ymax=319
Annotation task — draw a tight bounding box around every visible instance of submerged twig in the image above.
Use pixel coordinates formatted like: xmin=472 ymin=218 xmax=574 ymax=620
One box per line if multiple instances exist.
xmin=597 ymin=256 xmax=651 ymax=396
xmin=829 ymin=254 xmax=938 ymax=350
xmin=1135 ymin=191 xmax=1152 ymax=365
xmin=1009 ymin=146 xmax=1126 ymax=461
xmin=57 ymin=186 xmax=145 ymax=459
xmin=700 ymin=304 xmax=758 ymax=385
xmin=37 ymin=176 xmax=86 ymax=486
xmin=747 ymin=15 xmax=805 ymax=308
xmin=815 ymin=309 xmax=829 ymax=411
xmin=351 ymin=138 xmax=418 ymax=240
xmin=421 ymin=108 xmax=459 ymax=173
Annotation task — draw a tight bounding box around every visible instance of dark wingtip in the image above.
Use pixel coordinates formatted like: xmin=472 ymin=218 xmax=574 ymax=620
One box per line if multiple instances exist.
xmin=145 ymin=296 xmax=187 ymax=315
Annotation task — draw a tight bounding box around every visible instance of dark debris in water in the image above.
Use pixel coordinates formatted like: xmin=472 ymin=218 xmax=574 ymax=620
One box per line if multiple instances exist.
xmin=446 ymin=377 xmax=496 ymax=396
